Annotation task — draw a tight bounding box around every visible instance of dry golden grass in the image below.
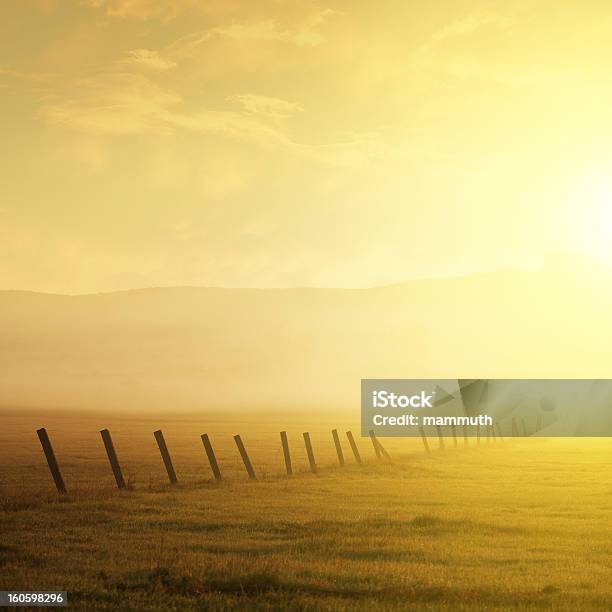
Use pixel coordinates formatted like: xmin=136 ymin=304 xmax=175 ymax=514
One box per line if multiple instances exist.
xmin=1 ymin=410 xmax=612 ymax=610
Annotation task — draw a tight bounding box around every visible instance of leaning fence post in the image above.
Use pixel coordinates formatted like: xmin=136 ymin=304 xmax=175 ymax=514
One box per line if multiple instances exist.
xmin=154 ymin=430 xmax=178 ymax=485
xmin=436 ymin=425 xmax=445 ymax=449
xmin=280 ymin=431 xmax=292 ymax=476
xmin=201 ymin=433 xmax=222 ymax=481
xmin=419 ymin=426 xmax=431 ymax=454
xmin=234 ymin=435 xmax=257 ymax=480
xmin=331 ymin=429 xmax=345 ymax=467
xmin=496 ymin=423 xmax=504 ymax=441
xmin=36 ymin=428 xmax=67 ymax=494
xmin=345 ymin=431 xmax=362 ymax=464
xmin=378 ymin=439 xmax=391 ymax=461
xmin=369 ymin=430 xmax=382 ymax=460
xmin=303 ymin=432 xmax=317 ymax=474
xmin=369 ymin=430 xmax=391 ymax=461
xmin=100 ymin=429 xmax=126 ymax=489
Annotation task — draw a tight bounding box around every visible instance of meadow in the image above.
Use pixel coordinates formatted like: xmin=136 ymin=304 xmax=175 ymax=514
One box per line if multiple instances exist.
xmin=1 ymin=409 xmax=612 ymax=611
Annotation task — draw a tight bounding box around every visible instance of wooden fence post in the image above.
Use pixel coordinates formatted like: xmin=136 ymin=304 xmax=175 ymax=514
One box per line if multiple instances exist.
xmin=234 ymin=435 xmax=257 ymax=480
xmin=378 ymin=439 xmax=391 ymax=461
xmin=303 ymin=432 xmax=317 ymax=474
xmin=154 ymin=430 xmax=178 ymax=485
xmin=280 ymin=431 xmax=292 ymax=476
xmin=436 ymin=425 xmax=445 ymax=449
xmin=331 ymin=429 xmax=345 ymax=467
xmin=100 ymin=429 xmax=126 ymax=489
xmin=496 ymin=423 xmax=504 ymax=441
xmin=201 ymin=433 xmax=222 ymax=481
xmin=369 ymin=430 xmax=382 ymax=460
xmin=419 ymin=426 xmax=431 ymax=454
xmin=369 ymin=430 xmax=391 ymax=461
xmin=36 ymin=428 xmax=67 ymax=494
xmin=345 ymin=431 xmax=362 ymax=464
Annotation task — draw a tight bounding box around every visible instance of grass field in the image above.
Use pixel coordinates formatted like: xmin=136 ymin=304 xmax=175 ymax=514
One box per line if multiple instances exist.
xmin=1 ymin=410 xmax=612 ymax=610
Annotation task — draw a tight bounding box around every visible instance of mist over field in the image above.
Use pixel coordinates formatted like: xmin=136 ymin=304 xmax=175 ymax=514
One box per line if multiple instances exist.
xmin=2 ymin=254 xmax=610 ymax=412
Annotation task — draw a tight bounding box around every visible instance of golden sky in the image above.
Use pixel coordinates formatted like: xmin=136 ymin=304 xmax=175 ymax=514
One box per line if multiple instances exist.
xmin=2 ymin=0 xmax=612 ymax=293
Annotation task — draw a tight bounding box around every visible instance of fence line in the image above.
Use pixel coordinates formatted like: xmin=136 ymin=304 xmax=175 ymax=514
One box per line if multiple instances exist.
xmin=33 ymin=419 xmax=521 ymax=494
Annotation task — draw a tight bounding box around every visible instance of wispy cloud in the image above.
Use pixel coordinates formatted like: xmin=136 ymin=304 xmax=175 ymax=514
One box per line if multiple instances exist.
xmin=81 ymin=0 xmax=340 ymax=32
xmin=36 ymin=69 xmax=294 ymax=146
xmin=430 ymin=11 xmax=511 ymax=43
xmin=30 ymin=5 xmax=360 ymax=165
xmin=39 ymin=72 xmax=181 ymax=135
xmin=167 ymin=10 xmax=341 ymax=58
xmin=80 ymin=0 xmax=199 ymax=21
xmin=119 ymin=49 xmax=177 ymax=71
xmin=227 ymin=94 xmax=303 ymax=119
xmin=36 ymin=69 xmax=370 ymax=167
xmin=0 ymin=66 xmax=55 ymax=84
xmin=411 ymin=10 xmax=517 ymax=86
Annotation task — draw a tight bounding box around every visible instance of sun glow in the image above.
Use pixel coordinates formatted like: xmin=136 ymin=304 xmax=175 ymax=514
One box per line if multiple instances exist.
xmin=567 ymin=169 xmax=612 ymax=262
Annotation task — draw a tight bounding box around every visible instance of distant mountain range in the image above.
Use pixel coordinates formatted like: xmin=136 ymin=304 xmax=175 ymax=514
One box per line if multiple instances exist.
xmin=2 ymin=254 xmax=611 ymax=412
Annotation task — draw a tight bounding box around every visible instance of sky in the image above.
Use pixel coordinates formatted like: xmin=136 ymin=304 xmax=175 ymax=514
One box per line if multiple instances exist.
xmin=2 ymin=0 xmax=612 ymax=293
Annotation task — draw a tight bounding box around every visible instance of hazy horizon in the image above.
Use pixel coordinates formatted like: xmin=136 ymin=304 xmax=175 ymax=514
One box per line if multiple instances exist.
xmin=3 ymin=257 xmax=612 ymax=413
xmin=1 ymin=250 xmax=605 ymax=296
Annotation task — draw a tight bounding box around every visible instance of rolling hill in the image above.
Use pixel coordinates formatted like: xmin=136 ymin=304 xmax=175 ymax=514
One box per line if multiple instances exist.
xmin=2 ymin=253 xmax=611 ymax=412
